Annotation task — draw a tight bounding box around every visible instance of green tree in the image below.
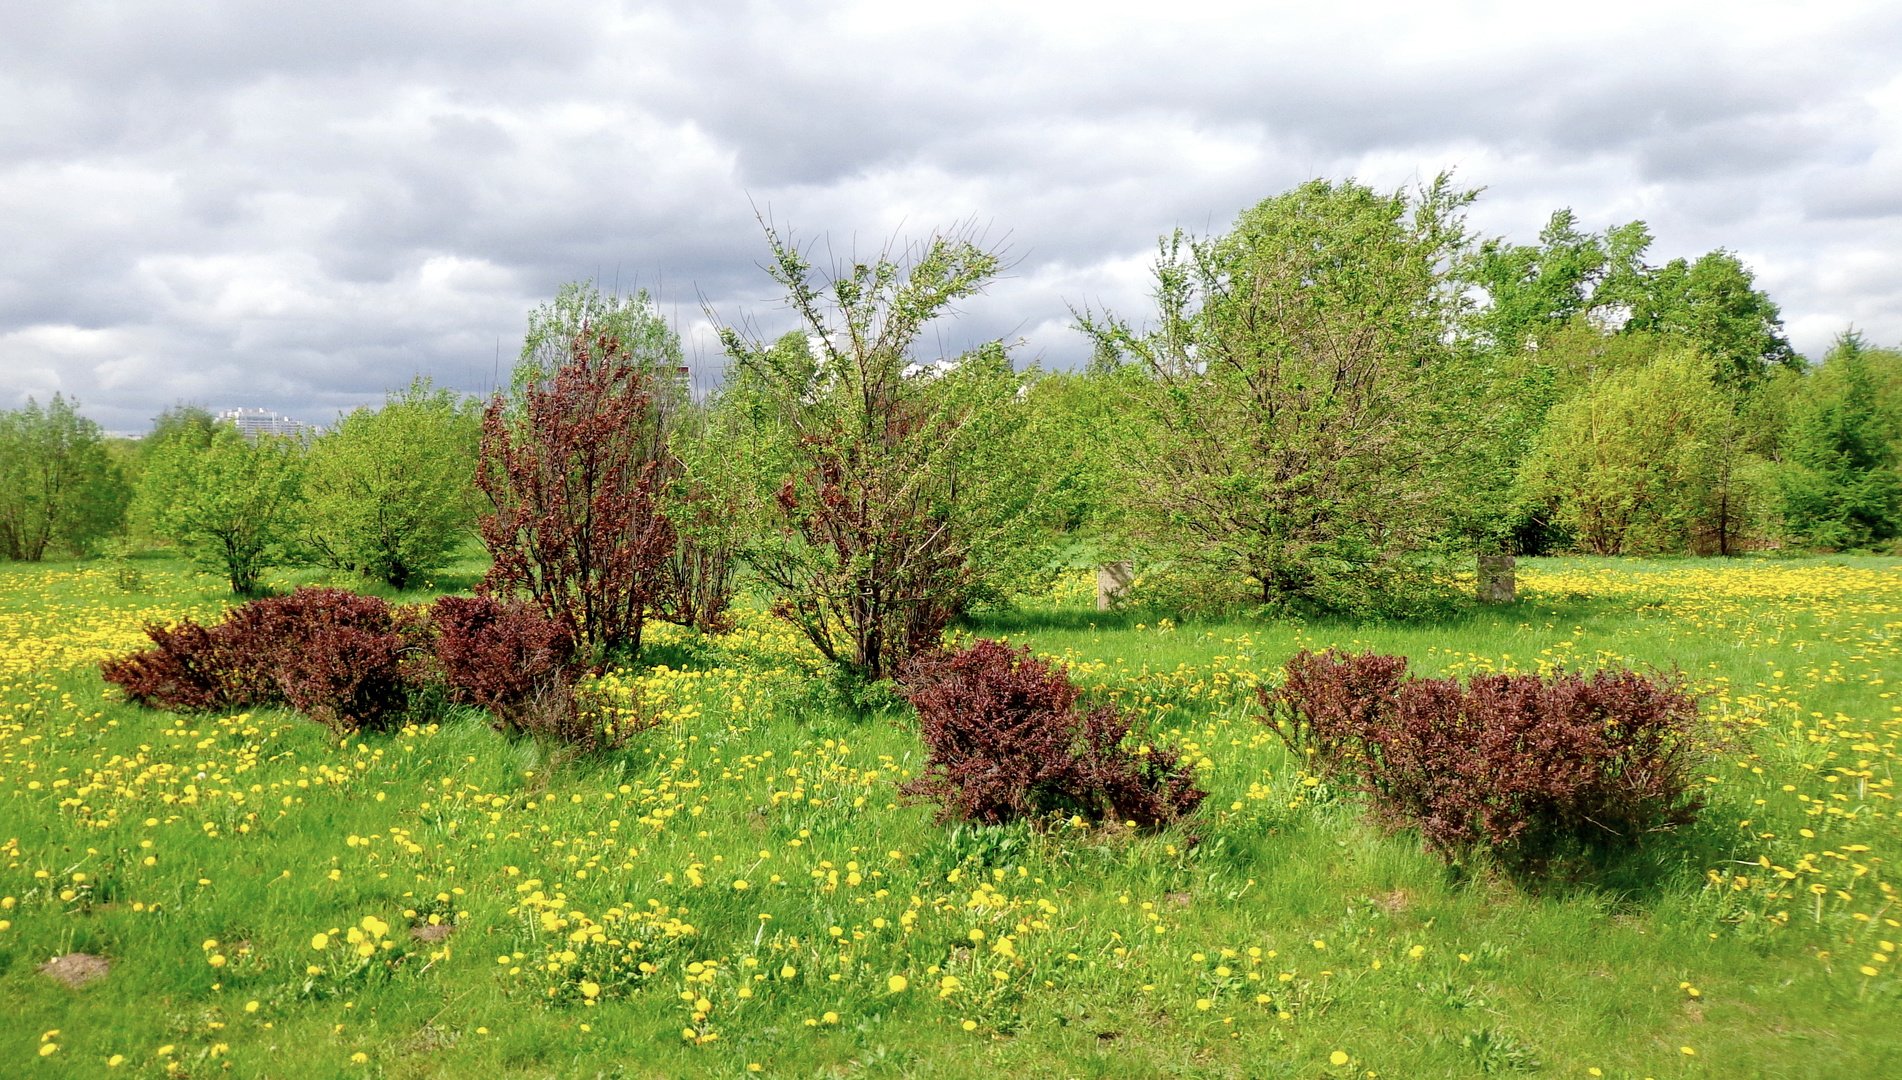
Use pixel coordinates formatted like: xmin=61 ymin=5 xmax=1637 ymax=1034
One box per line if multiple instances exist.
xmin=303 ymin=378 xmax=480 ymax=589
xmin=140 ymin=425 xmax=305 ymax=593
xmin=1776 ymin=331 xmax=1902 ymax=549
xmin=1626 ymin=250 xmax=1797 ymax=389
xmin=1080 ymin=177 xmax=1480 ymax=615
xmin=515 ymin=281 xmax=684 ymax=394
xmin=1466 ymin=211 xmax=1652 ymax=352
xmin=720 ymin=224 xmax=1056 ymax=684
xmin=0 ymin=394 xmax=129 ymax=560
xmin=1519 ymin=348 xmax=1737 ymax=555
xmin=128 ymin=404 xmax=222 ymax=541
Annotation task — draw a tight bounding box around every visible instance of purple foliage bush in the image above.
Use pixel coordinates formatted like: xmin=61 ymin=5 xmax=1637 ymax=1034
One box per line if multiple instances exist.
xmin=900 ymin=639 xmax=1204 ymax=827
xmin=1263 ymin=649 xmax=1704 ymax=870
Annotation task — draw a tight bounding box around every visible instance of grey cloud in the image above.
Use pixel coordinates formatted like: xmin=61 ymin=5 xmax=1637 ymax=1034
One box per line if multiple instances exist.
xmin=5 ymin=1 xmax=1902 ymax=431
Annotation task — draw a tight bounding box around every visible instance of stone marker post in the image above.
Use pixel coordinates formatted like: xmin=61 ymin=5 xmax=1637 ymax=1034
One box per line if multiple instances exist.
xmin=1477 ymin=553 xmax=1516 ymax=604
xmin=1096 ymin=561 xmax=1134 ymax=611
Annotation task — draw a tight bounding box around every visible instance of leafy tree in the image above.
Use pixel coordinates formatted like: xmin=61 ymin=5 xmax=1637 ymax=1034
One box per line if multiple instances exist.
xmin=128 ymin=404 xmax=222 ymax=541
xmin=720 ymin=224 xmax=1055 ymax=685
xmin=140 ymin=425 xmax=305 ymax=593
xmin=144 ymin=404 xmax=221 ymax=455
xmin=477 ymin=309 xmax=679 ymax=664
xmin=1626 ymin=250 xmax=1797 ymax=388
xmin=1469 ymin=213 xmax=1795 ymax=392
xmin=0 ymin=394 xmax=129 ymax=560
xmin=1466 ymin=211 xmax=1652 ymax=352
xmin=1519 ymin=348 xmax=1736 ymax=555
xmin=1080 ymin=177 xmax=1480 ymax=615
xmin=303 ymin=378 xmax=479 ymax=589
xmin=515 ymin=281 xmax=684 ymax=392
xmin=1776 ymin=331 xmax=1902 ymax=549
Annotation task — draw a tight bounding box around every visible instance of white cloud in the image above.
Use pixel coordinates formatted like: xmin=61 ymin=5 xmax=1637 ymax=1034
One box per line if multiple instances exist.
xmin=2 ymin=0 xmax=1900 ymax=431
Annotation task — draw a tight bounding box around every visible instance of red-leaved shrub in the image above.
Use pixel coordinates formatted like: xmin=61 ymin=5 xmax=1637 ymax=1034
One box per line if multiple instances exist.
xmin=102 ymin=588 xmax=412 ymax=734
xmin=238 ymin=589 xmax=411 ymax=734
xmin=1262 ymin=649 xmax=1704 ymax=870
xmin=99 ymin=619 xmax=277 ymax=713
xmin=429 ymin=595 xmax=574 ymax=729
xmin=900 ymin=639 xmax=1204 ymax=827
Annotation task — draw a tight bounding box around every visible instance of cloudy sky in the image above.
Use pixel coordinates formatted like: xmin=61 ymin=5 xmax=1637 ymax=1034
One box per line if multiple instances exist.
xmin=4 ymin=1 xmax=1900 ymax=433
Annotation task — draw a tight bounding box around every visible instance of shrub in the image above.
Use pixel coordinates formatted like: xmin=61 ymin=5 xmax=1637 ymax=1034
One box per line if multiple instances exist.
xmin=100 ymin=619 xmax=277 ymax=713
xmin=102 ymin=588 xmax=412 ymax=734
xmin=429 ymin=595 xmax=574 ymax=728
xmin=477 ymin=316 xmax=679 ymax=664
xmin=237 ymin=589 xmax=412 ymax=735
xmin=1263 ymin=649 xmax=1704 ymax=870
xmin=900 ymin=639 xmax=1204 ymax=827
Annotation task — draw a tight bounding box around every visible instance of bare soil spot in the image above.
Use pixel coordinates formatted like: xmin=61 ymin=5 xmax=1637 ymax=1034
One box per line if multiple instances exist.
xmin=39 ymin=952 xmax=110 ymax=989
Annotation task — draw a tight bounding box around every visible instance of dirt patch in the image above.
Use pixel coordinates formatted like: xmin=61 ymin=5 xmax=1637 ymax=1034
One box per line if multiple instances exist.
xmin=410 ymin=923 xmax=455 ymax=944
xmin=39 ymin=952 xmax=110 ymax=988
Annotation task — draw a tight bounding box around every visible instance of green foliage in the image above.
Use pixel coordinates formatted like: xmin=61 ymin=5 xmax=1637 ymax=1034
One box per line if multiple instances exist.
xmin=1519 ymin=347 xmax=1747 ymax=555
xmin=1465 ymin=210 xmax=1652 ymax=353
xmin=1081 ymin=177 xmax=1480 ymax=615
xmin=1625 ymin=250 xmax=1798 ymax=389
xmin=128 ymin=404 xmax=222 ymax=541
xmin=515 ymin=281 xmax=684 ymax=394
xmin=720 ymin=223 xmax=1059 ymax=683
xmin=139 ymin=425 xmax=305 ymax=593
xmin=1009 ymin=368 xmax=1128 ymax=559
xmin=303 ymin=378 xmax=480 ymax=589
xmin=1776 ymin=332 xmax=1902 ymax=550
xmin=0 ymin=393 xmax=129 ymax=560
xmin=1468 ymin=209 xmax=1794 ymax=391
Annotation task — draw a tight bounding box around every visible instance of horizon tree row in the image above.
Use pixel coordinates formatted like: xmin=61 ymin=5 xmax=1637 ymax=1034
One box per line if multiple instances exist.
xmin=3 ymin=176 xmax=1899 ymax=686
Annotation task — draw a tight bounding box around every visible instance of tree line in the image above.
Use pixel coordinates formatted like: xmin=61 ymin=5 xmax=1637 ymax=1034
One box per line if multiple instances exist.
xmin=2 ymin=176 xmax=1898 ymax=686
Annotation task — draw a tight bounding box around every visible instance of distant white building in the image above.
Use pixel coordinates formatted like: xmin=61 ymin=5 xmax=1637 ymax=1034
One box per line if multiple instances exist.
xmin=218 ymin=407 xmax=310 ymax=439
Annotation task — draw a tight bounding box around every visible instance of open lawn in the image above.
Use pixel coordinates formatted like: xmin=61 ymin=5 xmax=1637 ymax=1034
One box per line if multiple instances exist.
xmin=1 ymin=555 xmax=1897 ymax=1078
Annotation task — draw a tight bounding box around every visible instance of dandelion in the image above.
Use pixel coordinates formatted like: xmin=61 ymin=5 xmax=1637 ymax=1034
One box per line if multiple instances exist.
xmin=1330 ymin=1050 xmax=1350 ymax=1066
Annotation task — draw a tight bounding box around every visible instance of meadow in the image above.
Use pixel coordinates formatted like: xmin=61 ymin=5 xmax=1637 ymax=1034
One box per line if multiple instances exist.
xmin=1 ymin=554 xmax=1897 ymax=1078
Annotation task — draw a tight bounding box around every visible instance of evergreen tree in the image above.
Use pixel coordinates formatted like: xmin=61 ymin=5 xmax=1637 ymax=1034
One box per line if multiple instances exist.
xmin=1777 ymin=331 xmax=1902 ymax=549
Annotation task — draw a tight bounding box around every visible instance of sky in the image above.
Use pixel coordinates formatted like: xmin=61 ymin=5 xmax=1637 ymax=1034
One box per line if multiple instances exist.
xmin=3 ymin=1 xmax=1900 ymax=434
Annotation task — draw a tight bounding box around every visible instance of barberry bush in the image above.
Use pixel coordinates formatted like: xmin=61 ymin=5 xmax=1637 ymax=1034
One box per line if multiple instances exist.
xmin=428 ymin=594 xmax=575 ymax=730
xmin=99 ymin=618 xmax=277 ymax=714
xmin=477 ymin=321 xmax=679 ymax=665
xmin=900 ymin=639 xmax=1204 ymax=827
xmin=1262 ymin=649 xmax=1704 ymax=871
xmin=101 ymin=587 xmax=413 ymax=734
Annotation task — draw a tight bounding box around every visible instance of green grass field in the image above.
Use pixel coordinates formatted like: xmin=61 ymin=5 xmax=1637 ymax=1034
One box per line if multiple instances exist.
xmin=1 ymin=554 xmax=1896 ymax=1078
